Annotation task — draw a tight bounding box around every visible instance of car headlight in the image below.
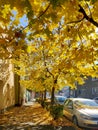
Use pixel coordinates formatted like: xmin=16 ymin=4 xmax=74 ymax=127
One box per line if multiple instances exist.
xmin=80 ymin=114 xmax=92 ymax=120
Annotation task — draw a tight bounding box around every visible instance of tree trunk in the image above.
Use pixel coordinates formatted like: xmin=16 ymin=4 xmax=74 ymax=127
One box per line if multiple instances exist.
xmin=14 ymin=74 xmax=21 ymax=106
xmin=51 ymin=86 xmax=55 ymax=105
xmin=44 ymin=89 xmax=46 ymax=100
xmin=41 ymin=91 xmax=44 ymax=100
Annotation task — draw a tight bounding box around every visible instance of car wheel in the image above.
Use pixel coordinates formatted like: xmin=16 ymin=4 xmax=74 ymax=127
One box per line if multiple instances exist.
xmin=73 ymin=116 xmax=78 ymax=126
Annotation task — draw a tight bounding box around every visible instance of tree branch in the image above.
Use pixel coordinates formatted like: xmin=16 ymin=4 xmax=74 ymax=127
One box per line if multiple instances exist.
xmin=23 ymin=3 xmax=51 ymax=30
xmin=41 ymin=43 xmax=54 ymax=78
xmin=66 ymin=17 xmax=84 ymax=25
xmin=38 ymin=3 xmax=51 ymax=19
xmin=79 ymin=4 xmax=98 ymax=27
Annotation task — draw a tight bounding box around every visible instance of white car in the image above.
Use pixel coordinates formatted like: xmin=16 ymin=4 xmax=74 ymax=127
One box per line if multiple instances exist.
xmin=93 ymin=97 xmax=98 ymax=104
xmin=63 ymin=98 xmax=98 ymax=129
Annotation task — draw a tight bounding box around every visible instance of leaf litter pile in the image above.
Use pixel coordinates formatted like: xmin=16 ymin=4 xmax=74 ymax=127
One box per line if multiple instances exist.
xmin=0 ymin=102 xmax=83 ymax=130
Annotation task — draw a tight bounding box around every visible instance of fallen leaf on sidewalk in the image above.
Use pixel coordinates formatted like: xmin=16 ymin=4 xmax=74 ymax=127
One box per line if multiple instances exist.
xmin=0 ymin=102 xmax=83 ymax=130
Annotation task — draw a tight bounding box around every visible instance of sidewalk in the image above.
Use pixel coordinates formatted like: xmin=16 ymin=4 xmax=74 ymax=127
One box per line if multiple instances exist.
xmin=0 ymin=101 xmax=83 ymax=130
xmin=23 ymin=101 xmax=35 ymax=106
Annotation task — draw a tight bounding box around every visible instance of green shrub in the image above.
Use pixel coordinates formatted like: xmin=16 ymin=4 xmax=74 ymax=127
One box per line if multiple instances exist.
xmin=41 ymin=101 xmax=51 ymax=109
xmin=41 ymin=100 xmax=46 ymax=108
xmin=49 ymin=104 xmax=64 ymax=120
xmin=45 ymin=102 xmax=51 ymax=110
xmin=36 ymin=98 xmax=41 ymax=103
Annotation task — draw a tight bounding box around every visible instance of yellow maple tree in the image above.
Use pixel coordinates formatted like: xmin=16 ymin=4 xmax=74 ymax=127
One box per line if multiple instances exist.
xmin=0 ymin=0 xmax=98 ymax=104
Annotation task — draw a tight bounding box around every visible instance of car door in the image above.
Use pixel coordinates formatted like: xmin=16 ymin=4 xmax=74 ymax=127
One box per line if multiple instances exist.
xmin=64 ymin=99 xmax=74 ymax=120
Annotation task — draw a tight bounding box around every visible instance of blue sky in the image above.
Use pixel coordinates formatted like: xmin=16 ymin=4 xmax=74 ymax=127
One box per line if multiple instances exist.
xmin=19 ymin=14 xmax=28 ymax=28
xmin=11 ymin=10 xmax=28 ymax=28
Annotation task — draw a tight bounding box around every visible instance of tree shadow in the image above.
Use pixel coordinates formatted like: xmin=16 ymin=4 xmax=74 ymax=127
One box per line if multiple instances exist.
xmin=0 ymin=125 xmax=76 ymax=130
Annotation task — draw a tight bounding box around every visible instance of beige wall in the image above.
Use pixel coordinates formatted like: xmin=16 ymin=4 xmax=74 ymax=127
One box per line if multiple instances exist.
xmin=0 ymin=61 xmax=15 ymax=111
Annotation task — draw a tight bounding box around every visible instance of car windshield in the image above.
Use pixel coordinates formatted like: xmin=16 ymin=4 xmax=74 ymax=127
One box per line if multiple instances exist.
xmin=74 ymin=100 xmax=98 ymax=107
xmin=55 ymin=96 xmax=66 ymax=102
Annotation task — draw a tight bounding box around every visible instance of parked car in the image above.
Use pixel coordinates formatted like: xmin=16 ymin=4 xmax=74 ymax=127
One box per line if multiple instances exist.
xmin=63 ymin=98 xmax=98 ymax=129
xmin=55 ymin=95 xmax=67 ymax=104
xmin=93 ymin=97 xmax=98 ymax=104
xmin=45 ymin=95 xmax=67 ymax=105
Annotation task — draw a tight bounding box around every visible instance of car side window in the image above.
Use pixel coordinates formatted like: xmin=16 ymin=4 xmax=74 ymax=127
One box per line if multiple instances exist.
xmin=64 ymin=99 xmax=69 ymax=105
xmin=67 ymin=100 xmax=73 ymax=107
xmin=64 ymin=99 xmax=73 ymax=109
xmin=74 ymin=101 xmax=82 ymax=108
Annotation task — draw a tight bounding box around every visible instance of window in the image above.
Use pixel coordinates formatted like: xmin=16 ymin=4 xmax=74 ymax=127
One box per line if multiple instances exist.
xmin=67 ymin=100 xmax=73 ymax=107
xmin=64 ymin=99 xmax=73 ymax=107
xmin=92 ymin=87 xmax=98 ymax=94
xmin=92 ymin=77 xmax=98 ymax=81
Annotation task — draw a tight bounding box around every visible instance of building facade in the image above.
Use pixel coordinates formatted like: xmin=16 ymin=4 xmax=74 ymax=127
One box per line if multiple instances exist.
xmin=0 ymin=60 xmax=15 ymax=113
xmin=73 ymin=77 xmax=98 ymax=99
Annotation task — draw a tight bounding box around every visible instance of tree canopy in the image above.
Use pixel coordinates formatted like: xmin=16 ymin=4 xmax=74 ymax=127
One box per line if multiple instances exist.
xmin=0 ymin=0 xmax=98 ymax=92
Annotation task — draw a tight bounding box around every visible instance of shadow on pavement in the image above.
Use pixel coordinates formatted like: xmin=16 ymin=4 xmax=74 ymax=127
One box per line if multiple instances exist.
xmin=0 ymin=125 xmax=76 ymax=130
